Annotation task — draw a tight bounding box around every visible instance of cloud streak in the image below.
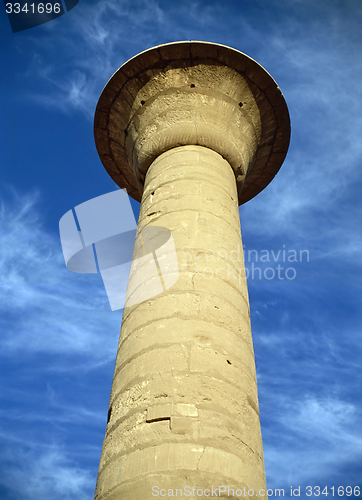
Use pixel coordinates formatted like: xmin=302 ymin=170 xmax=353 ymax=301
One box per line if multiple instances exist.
xmin=0 ymin=441 xmax=95 ymax=500
xmin=0 ymin=188 xmax=122 ymax=358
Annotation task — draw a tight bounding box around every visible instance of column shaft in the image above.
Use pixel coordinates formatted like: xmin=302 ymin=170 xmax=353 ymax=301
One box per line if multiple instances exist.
xmin=94 ymin=145 xmax=266 ymax=500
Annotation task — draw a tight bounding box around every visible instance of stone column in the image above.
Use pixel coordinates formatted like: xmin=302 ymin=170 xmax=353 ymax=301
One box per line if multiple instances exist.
xmin=93 ymin=41 xmax=290 ymax=500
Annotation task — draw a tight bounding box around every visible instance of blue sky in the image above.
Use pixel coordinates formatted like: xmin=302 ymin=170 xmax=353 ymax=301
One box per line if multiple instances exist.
xmin=0 ymin=0 xmax=362 ymax=498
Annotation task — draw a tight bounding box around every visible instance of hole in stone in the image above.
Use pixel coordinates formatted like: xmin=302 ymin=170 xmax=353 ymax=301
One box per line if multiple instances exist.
xmin=155 ymin=393 xmax=168 ymax=399
xmin=141 ymin=100 xmax=145 ymax=105
xmin=239 ymin=102 xmax=243 ymax=107
xmin=107 ymin=406 xmax=112 ymax=423
xmin=124 ymin=129 xmax=128 ymax=137
xmin=226 ymin=360 xmax=232 ymax=365
xmin=147 ymin=416 xmax=170 ymax=423
xmin=190 ymin=83 xmax=195 ymax=88
xmin=151 ymin=191 xmax=155 ymax=196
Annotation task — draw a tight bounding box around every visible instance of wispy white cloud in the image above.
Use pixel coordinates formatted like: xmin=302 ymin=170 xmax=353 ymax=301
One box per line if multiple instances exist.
xmin=23 ymin=0 xmax=170 ymax=116
xmin=0 ymin=188 xmax=110 ymax=496
xmin=235 ymin=3 xmax=362 ymax=244
xmin=0 ymin=441 xmax=95 ymax=500
xmin=0 ymin=188 xmax=122 ymax=358
xmin=0 ymin=396 xmax=105 ymax=427
xmin=264 ymin=395 xmax=362 ymax=488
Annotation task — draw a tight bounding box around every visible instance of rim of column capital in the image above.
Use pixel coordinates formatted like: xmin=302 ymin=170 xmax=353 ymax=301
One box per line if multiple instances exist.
xmin=94 ymin=41 xmax=290 ymax=205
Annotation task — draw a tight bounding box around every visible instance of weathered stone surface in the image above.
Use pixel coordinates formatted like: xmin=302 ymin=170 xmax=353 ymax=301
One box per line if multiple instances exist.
xmin=93 ymin=41 xmax=290 ymax=500
xmin=94 ymin=146 xmax=267 ymax=499
xmin=94 ymin=41 xmax=290 ymax=205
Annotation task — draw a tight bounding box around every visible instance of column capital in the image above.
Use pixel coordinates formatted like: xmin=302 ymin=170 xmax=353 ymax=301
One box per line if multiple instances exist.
xmin=94 ymin=41 xmax=290 ymax=205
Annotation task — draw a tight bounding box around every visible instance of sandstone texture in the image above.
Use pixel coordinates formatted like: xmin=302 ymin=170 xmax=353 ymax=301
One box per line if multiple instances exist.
xmin=93 ymin=41 xmax=290 ymax=500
